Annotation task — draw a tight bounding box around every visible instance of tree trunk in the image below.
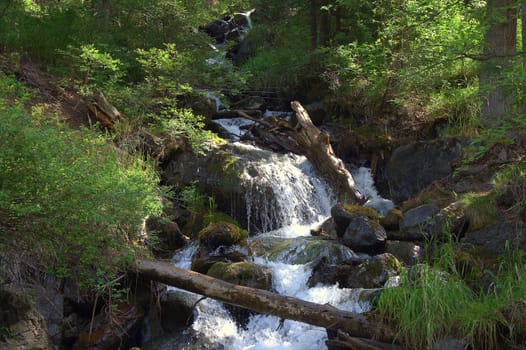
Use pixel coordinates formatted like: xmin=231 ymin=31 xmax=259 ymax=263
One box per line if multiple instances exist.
xmin=135 ymin=259 xmax=397 ymax=344
xmin=319 ymin=0 xmax=330 ymax=46
xmin=290 ymin=101 xmax=365 ymax=204
xmin=310 ymin=0 xmax=318 ymax=50
xmin=480 ymin=0 xmax=518 ymax=127
xmin=522 ymin=1 xmax=526 ymax=114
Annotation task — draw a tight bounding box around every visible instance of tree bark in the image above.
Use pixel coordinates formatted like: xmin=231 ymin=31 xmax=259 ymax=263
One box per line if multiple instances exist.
xmin=310 ymin=0 xmax=318 ymax=50
xmin=480 ymin=0 xmax=518 ymax=127
xmin=290 ymin=101 xmax=365 ymax=204
xmin=319 ymin=0 xmax=330 ymax=45
xmin=135 ymin=258 xmax=397 ymax=343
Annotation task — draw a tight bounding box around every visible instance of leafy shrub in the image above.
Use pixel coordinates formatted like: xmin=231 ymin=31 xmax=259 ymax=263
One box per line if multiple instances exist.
xmin=0 ymin=78 xmax=162 ymax=286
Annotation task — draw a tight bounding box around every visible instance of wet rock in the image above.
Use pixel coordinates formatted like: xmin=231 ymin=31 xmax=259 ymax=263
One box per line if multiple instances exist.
xmin=341 ymin=217 xmax=386 ymax=253
xmin=386 ymin=139 xmax=462 ymax=203
xmin=462 ymin=221 xmax=526 ymax=254
xmin=207 ymin=262 xmax=273 ymax=291
xmin=331 ymin=204 xmax=379 ymax=235
xmin=399 ymin=204 xmax=440 ymax=240
xmin=385 ymin=240 xmax=423 ymax=266
xmin=198 ymin=221 xmax=248 ymax=250
xmin=31 ymin=276 xmax=63 ymax=347
xmin=159 ymin=290 xmax=198 ymax=332
xmin=380 ymin=208 xmax=403 ymax=231
xmin=330 ymin=204 xmax=385 ymax=253
xmin=311 ymin=217 xmax=337 ymax=238
xmin=308 ymin=253 xmax=402 ymax=289
xmin=231 ymin=95 xmax=266 ymax=112
xmin=146 ymin=216 xmax=186 ymax=258
xmin=0 ymin=287 xmax=53 ymax=350
xmin=263 ymin=236 xmax=358 ymax=265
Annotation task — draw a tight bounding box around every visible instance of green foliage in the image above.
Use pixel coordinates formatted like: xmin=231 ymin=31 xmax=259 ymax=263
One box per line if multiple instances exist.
xmin=0 ymin=76 xmax=162 ymax=285
xmin=377 ymin=239 xmax=526 ymax=349
xmin=60 ymin=44 xmax=124 ymax=95
xmin=241 ymin=21 xmax=313 ymax=90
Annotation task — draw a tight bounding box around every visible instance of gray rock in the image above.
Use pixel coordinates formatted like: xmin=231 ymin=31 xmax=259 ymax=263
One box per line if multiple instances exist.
xmin=386 ymin=240 xmax=423 ymax=266
xmin=462 ymin=221 xmax=526 ymax=254
xmin=266 ymin=236 xmax=358 ymax=265
xmin=308 ymin=253 xmax=402 ymax=289
xmin=399 ymin=204 xmax=440 ymax=240
xmin=341 ymin=216 xmax=387 ymax=253
xmin=207 ymin=261 xmax=273 ymax=291
xmin=159 ymin=290 xmax=199 ymax=332
xmin=386 ymin=139 xmax=462 ymax=203
xmin=0 ymin=287 xmax=53 ymax=350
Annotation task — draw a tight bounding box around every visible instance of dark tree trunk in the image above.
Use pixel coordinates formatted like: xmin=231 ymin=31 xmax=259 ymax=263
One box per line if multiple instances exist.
xmin=310 ymin=0 xmax=318 ymax=50
xmin=135 ymin=259 xmax=397 ymax=344
xmin=319 ymin=0 xmax=330 ymax=45
xmin=480 ymin=0 xmax=518 ymax=127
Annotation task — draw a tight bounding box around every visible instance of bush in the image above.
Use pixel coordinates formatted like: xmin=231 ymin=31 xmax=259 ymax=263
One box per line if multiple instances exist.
xmin=0 ymin=79 xmax=162 ymax=285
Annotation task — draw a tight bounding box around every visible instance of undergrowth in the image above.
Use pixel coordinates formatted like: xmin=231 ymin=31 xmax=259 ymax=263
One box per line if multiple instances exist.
xmin=377 ymin=240 xmax=526 ymax=350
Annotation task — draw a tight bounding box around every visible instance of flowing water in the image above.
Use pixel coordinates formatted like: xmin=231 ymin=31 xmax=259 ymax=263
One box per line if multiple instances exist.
xmin=160 ymin=115 xmax=393 ymax=349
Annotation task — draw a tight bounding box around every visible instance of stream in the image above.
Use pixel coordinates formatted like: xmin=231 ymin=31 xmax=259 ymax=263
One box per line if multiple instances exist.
xmin=150 ymin=113 xmax=394 ymax=349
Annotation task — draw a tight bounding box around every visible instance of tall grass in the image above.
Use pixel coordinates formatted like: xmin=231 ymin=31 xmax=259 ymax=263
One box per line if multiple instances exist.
xmin=377 ymin=241 xmax=526 ymax=349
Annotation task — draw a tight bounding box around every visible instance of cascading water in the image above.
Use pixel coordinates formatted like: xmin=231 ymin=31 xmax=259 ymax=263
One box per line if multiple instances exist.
xmin=155 ymin=112 xmax=393 ymax=349
xmin=157 ymin=10 xmax=394 ymax=349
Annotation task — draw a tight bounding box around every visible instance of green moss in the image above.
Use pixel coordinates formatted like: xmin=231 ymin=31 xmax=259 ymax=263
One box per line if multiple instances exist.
xmin=198 ymin=221 xmax=248 ymax=249
xmin=342 ymin=204 xmax=379 ymax=221
xmin=207 ymin=262 xmax=271 ymax=290
xmin=380 ymin=208 xmax=403 ymax=230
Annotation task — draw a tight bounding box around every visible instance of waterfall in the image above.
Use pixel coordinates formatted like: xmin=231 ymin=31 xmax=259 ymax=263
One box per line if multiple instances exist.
xmin=235 ymin=142 xmax=335 ymax=234
xmin=156 ymin=114 xmax=395 ymax=350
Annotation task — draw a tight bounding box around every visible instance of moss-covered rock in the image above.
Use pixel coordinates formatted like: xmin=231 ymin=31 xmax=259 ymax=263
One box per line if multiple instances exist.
xmin=380 ymin=208 xmax=403 ymax=231
xmin=198 ymin=221 xmax=248 ymax=250
xmin=265 ymin=236 xmax=358 ymax=265
xmin=207 ymin=262 xmax=273 ymax=291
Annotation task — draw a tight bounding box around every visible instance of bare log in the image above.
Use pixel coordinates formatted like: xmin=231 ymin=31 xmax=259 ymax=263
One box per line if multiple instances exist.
xmin=290 ymin=101 xmax=365 ymax=204
xmin=136 ymin=259 xmax=396 ymax=343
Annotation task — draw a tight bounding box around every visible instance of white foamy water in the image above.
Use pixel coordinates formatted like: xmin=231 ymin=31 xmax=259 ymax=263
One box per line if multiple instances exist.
xmin=353 ymin=167 xmax=394 ymax=216
xmin=236 ymin=143 xmax=335 ymax=233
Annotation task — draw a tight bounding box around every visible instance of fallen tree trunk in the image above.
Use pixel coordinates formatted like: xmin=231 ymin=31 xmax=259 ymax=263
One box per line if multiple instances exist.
xmin=290 ymin=101 xmax=365 ymax=204
xmin=136 ymin=259 xmax=396 ymax=344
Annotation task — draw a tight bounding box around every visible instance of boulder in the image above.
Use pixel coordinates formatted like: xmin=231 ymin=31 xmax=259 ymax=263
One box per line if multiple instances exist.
xmin=308 ymin=253 xmax=402 ymax=289
xmin=341 ymin=216 xmax=387 ymax=253
xmin=146 ymin=216 xmax=186 ymax=258
xmin=311 ymin=217 xmax=337 ymax=238
xmin=462 ymin=221 xmax=526 ymax=254
xmin=264 ymin=236 xmax=358 ymax=265
xmin=198 ymin=221 xmax=248 ymax=250
xmin=331 ymin=204 xmax=379 ymax=236
xmin=386 ymin=139 xmax=462 ymax=203
xmin=331 ymin=204 xmax=385 ymax=253
xmin=399 ymin=204 xmax=440 ymax=240
xmin=380 ymin=208 xmax=403 ymax=231
xmin=0 ymin=287 xmax=53 ymax=350
xmin=385 ymin=240 xmax=423 ymax=266
xmin=207 ymin=261 xmax=273 ymax=291
xmin=159 ymin=290 xmax=198 ymax=332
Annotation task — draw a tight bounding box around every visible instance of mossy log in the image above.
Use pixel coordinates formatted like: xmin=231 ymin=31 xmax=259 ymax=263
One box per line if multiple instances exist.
xmin=135 ymin=258 xmax=396 ymax=344
xmin=290 ymin=101 xmax=365 ymax=204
